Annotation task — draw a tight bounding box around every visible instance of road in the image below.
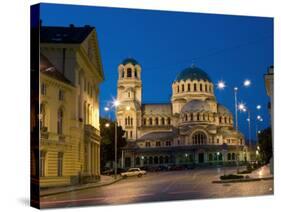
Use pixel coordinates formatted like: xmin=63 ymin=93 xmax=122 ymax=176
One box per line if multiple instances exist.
xmin=41 ymin=167 xmax=273 ymax=208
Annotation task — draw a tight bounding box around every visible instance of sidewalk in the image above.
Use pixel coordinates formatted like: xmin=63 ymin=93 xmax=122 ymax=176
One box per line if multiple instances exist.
xmin=213 ymin=164 xmax=273 ymax=184
xmin=247 ymin=164 xmax=273 ymax=179
xmin=40 ymin=175 xmax=122 ymax=197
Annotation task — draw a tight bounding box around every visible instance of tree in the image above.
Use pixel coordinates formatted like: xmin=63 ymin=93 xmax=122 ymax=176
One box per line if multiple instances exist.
xmin=100 ymin=118 xmax=127 ymax=169
xmin=257 ymin=127 xmax=272 ymax=163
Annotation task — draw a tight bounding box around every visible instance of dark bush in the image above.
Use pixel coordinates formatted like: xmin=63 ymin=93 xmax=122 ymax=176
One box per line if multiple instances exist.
xmin=220 ymin=174 xmax=244 ymax=180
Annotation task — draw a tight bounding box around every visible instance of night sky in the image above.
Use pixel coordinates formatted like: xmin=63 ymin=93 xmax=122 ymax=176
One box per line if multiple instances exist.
xmin=40 ymin=3 xmax=273 ymax=142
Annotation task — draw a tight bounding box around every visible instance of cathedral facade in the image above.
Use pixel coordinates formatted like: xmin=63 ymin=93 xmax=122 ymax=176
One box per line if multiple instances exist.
xmin=116 ymin=58 xmax=247 ymax=168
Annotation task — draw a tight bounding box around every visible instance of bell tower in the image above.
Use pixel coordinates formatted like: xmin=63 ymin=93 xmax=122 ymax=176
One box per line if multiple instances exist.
xmin=116 ymin=58 xmax=142 ymax=141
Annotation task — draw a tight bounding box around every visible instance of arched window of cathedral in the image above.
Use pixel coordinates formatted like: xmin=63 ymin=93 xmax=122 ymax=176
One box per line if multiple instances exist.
xmin=208 ymin=153 xmax=213 ymax=161
xmin=205 ymin=84 xmax=208 ymax=92
xmin=121 ymin=70 xmax=125 ymax=78
xmin=192 ymin=131 xmax=207 ymax=145
xmin=182 ymin=84 xmax=184 ymax=92
xmin=209 ymin=85 xmax=212 ymax=93
xmin=144 ymin=156 xmax=148 ymax=165
xmin=185 ymin=114 xmax=188 ymax=121
xmin=167 ymin=117 xmax=171 ymax=125
xmin=224 ymin=117 xmax=227 ymax=124
xmin=155 ymin=117 xmax=159 ymax=125
xmin=134 ymin=69 xmax=138 ymax=78
xmin=161 ymin=117 xmax=165 ymax=125
xmin=197 ymin=113 xmax=200 ymax=121
xmin=159 ymin=156 xmax=164 ymax=164
xmin=203 ymin=113 xmax=206 ymax=121
xmin=190 ymin=113 xmax=193 ymax=121
xmin=200 ymin=83 xmax=203 ymax=91
xmin=187 ymin=83 xmax=191 ymax=92
xmin=135 ymin=157 xmax=140 ymax=165
xmin=127 ymin=68 xmax=132 ymax=78
xmin=227 ymin=153 xmax=231 ymax=161
xmin=177 ymin=85 xmax=179 ymax=93
xmin=232 ymin=153 xmax=236 ymax=160
xmin=154 ymin=156 xmax=158 ymax=164
xmin=219 ymin=116 xmax=222 ymax=123
xmin=149 ymin=156 xmax=153 ymax=164
xmin=164 ymin=156 xmax=169 ymax=163
xmin=125 ymin=118 xmax=128 ymax=126
xmin=194 ymin=83 xmax=197 ymax=91
xmin=131 ymin=118 xmax=133 ymax=126
xmin=149 ymin=117 xmax=153 ymax=125
xmin=143 ymin=118 xmax=146 ymax=126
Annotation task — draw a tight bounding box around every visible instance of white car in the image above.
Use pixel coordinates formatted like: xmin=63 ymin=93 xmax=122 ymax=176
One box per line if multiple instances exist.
xmin=121 ymin=168 xmax=146 ymax=178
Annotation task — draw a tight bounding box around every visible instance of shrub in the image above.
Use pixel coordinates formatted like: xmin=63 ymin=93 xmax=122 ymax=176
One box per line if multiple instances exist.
xmin=220 ymin=174 xmax=244 ymax=180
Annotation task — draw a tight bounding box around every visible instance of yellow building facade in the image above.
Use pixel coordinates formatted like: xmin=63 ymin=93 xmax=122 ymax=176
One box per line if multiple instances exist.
xmin=39 ymin=25 xmax=104 ymax=187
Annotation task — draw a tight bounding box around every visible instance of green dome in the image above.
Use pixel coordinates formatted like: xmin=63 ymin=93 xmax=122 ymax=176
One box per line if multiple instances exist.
xmin=122 ymin=58 xmax=138 ymax=65
xmin=175 ymin=65 xmax=212 ymax=82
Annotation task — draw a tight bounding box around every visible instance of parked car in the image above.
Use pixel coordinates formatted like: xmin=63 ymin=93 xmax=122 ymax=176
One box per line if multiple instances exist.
xmin=120 ymin=168 xmax=146 ymax=178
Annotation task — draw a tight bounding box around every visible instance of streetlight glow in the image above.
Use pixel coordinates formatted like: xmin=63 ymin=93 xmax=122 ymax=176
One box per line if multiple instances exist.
xmin=104 ymin=107 xmax=109 ymax=111
xmin=243 ymin=79 xmax=251 ymax=87
xmin=238 ymin=103 xmax=246 ymax=111
xmin=113 ymin=100 xmax=120 ymax=107
xmin=257 ymin=115 xmax=261 ymax=120
xmin=234 ymin=87 xmax=238 ymax=91
xmin=256 ymin=105 xmax=261 ymax=110
xmin=105 ymin=123 xmax=110 ymax=128
xmin=217 ymin=80 xmax=226 ymax=90
xmin=126 ymin=106 xmax=130 ymax=111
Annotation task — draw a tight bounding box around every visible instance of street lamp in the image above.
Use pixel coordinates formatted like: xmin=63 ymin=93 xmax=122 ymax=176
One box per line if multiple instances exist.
xmin=243 ymin=79 xmax=251 ymax=87
xmin=217 ymin=80 xmax=226 ymax=90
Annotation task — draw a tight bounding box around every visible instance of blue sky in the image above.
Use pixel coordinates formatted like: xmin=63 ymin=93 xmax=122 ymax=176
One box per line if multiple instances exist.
xmin=40 ymin=3 xmax=273 ymax=141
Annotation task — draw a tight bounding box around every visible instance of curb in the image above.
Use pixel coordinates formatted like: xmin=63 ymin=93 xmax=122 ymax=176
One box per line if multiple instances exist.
xmin=212 ymin=176 xmax=273 ymax=184
xmin=40 ymin=177 xmax=123 ymax=197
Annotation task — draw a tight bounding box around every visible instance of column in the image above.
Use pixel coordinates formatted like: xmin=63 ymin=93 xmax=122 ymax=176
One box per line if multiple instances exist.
xmin=91 ymin=143 xmax=95 ymax=176
xmin=97 ymin=145 xmax=100 ymax=175
xmin=88 ymin=142 xmax=91 ymax=175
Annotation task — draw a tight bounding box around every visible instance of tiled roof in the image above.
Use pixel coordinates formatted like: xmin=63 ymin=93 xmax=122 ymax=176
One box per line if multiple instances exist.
xmin=40 ymin=25 xmax=94 ymax=44
xmin=122 ymin=58 xmax=139 ymax=65
xmin=142 ymin=103 xmax=172 ymax=115
xmin=175 ymin=65 xmax=212 ymax=82
xmin=40 ymin=54 xmax=73 ymax=85
xmin=137 ymin=131 xmax=175 ymax=141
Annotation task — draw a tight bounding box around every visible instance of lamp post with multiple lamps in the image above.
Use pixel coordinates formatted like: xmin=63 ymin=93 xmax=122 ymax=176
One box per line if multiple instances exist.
xmin=217 ymin=79 xmax=251 ymax=173
xmin=237 ymin=103 xmax=263 ymax=162
xmin=104 ymin=100 xmax=120 ymax=179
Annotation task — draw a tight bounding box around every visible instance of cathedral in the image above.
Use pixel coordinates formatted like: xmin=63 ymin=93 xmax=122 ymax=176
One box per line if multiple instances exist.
xmin=116 ymin=58 xmax=247 ymax=168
